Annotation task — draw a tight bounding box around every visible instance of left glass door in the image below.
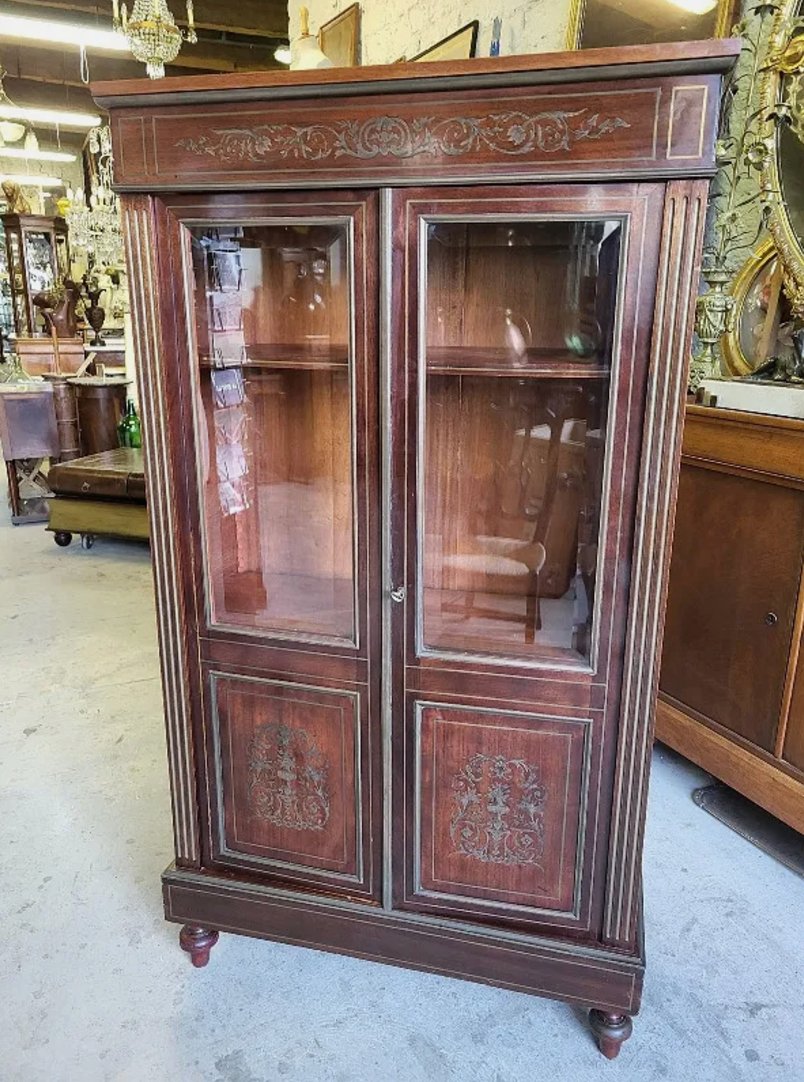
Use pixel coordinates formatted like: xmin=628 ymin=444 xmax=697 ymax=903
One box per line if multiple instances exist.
xmin=188 ymin=218 xmax=357 ymax=643
xmin=160 ymin=192 xmax=380 ymax=901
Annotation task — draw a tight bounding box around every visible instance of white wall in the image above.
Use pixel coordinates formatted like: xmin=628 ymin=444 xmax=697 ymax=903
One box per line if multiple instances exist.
xmin=289 ymin=1 xmax=572 ymax=66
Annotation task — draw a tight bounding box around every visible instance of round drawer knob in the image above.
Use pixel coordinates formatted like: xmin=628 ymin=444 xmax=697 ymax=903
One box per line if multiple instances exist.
xmin=764 ymin=612 xmax=779 ymax=626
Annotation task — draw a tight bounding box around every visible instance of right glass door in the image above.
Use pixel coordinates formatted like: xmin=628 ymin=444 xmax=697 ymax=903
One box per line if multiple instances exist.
xmin=422 ymin=216 xmax=621 ymax=664
xmin=390 ymin=184 xmax=664 ymax=933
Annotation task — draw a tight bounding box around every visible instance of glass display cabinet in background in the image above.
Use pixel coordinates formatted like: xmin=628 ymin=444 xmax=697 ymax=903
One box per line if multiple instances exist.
xmin=96 ymin=39 xmax=737 ymax=1060
xmin=1 ymin=213 xmax=70 ymax=336
xmin=0 ymin=221 xmax=13 ymax=338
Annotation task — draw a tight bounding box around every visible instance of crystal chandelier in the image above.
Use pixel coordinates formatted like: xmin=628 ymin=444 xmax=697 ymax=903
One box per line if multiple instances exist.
xmin=66 ymin=126 xmax=124 ymax=268
xmin=112 ymin=0 xmax=197 ymax=79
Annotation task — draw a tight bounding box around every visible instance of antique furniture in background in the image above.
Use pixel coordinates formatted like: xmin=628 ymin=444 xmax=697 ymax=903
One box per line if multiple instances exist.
xmin=0 ymin=380 xmax=58 ymax=523
xmin=47 ymin=446 xmax=149 ymax=549
xmin=0 ymin=212 xmax=70 ymax=337
xmin=567 ymin=0 xmax=738 ymax=50
xmin=68 ymin=376 xmax=129 ymax=456
xmin=657 ymin=405 xmax=804 ymax=834
xmin=688 ymin=0 xmax=804 ymax=385
xmin=41 ymin=374 xmax=82 ymax=462
xmin=95 ymin=40 xmax=737 ymax=1057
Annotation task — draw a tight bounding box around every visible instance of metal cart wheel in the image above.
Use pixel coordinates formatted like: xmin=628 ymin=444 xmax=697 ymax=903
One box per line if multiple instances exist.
xmin=80 ymin=533 xmax=95 ymax=550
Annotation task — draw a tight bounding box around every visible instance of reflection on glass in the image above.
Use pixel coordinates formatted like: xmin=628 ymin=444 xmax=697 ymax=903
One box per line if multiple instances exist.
xmin=577 ymin=0 xmax=724 ymax=49
xmin=24 ymin=232 xmax=56 ymax=295
xmin=189 ymin=222 xmax=355 ymax=641
xmin=422 ymin=219 xmax=621 ymax=663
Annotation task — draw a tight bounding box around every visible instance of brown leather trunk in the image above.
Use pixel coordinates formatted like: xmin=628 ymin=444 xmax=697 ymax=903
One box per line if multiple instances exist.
xmin=48 ymin=447 xmax=146 ymax=502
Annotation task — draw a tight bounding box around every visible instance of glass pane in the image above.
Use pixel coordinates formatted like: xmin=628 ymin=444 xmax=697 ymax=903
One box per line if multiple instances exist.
xmin=188 ymin=222 xmax=355 ymax=641
xmin=24 ymin=232 xmax=56 ymax=294
xmin=421 ymin=219 xmax=622 ymax=663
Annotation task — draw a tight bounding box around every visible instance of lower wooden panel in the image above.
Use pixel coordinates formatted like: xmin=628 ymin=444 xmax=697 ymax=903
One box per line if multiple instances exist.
xmin=163 ymin=866 xmax=643 ymax=1014
xmin=656 ymin=697 xmax=804 ymax=834
xmin=207 ymin=671 xmax=371 ymax=893
xmin=411 ymin=703 xmax=589 ymax=919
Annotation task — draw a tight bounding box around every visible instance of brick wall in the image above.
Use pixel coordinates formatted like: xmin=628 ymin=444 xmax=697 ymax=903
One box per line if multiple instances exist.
xmin=289 ymin=1 xmax=572 ymax=66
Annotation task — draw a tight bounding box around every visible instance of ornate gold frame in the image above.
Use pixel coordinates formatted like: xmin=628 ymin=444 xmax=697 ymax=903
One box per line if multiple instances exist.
xmin=721 ymin=235 xmax=777 ymax=374
xmin=565 ymin=0 xmax=739 ymax=50
xmin=759 ymin=0 xmax=804 ymax=318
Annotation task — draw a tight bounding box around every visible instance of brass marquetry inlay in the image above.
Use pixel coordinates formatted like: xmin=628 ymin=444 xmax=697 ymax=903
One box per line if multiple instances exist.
xmin=176 ymin=110 xmax=631 ymax=164
xmin=450 ymin=752 xmax=547 ymax=867
xmin=248 ymin=722 xmax=331 ymax=832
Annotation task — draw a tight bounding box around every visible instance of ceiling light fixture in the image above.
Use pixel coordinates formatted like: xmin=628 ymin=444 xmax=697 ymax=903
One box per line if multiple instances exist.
xmin=0 ymin=13 xmax=128 ymax=52
xmin=0 ymin=146 xmax=77 ymax=163
xmin=0 ymin=104 xmax=102 ymax=129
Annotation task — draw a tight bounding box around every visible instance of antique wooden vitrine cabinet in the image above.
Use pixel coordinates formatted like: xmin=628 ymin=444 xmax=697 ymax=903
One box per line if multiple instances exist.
xmin=95 ymin=40 xmax=737 ymax=1058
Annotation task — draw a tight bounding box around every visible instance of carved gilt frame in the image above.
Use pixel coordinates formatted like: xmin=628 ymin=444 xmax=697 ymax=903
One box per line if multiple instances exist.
xmin=759 ymin=0 xmax=804 ymax=318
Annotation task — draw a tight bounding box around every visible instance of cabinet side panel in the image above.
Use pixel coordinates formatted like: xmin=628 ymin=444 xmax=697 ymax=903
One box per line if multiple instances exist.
xmin=602 ymin=178 xmax=709 ymax=947
xmin=122 ymin=195 xmax=201 ymax=866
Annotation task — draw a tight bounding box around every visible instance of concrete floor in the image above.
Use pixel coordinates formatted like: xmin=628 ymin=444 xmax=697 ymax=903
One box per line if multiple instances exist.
xmin=0 ymin=514 xmax=802 ymax=1082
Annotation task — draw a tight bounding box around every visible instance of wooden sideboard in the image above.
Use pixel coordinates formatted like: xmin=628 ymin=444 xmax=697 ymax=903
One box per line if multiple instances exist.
xmin=95 ymin=39 xmax=737 ymax=1059
xmin=657 ymin=405 xmax=804 ymax=834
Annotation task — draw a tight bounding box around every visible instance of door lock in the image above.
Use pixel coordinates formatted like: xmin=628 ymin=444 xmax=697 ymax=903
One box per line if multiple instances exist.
xmin=390 ymin=586 xmax=406 ymax=603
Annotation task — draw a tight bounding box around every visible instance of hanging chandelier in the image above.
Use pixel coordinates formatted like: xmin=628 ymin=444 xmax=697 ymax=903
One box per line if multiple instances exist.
xmin=112 ymin=0 xmax=197 ymax=80
xmin=65 ymin=126 xmax=124 ymax=269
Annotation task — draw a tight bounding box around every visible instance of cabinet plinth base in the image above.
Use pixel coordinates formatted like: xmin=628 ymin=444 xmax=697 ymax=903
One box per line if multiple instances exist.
xmin=179 ymin=924 xmax=219 ymax=967
xmin=163 ymin=865 xmax=643 ymax=1020
xmin=589 ymin=1009 xmax=633 ymax=1059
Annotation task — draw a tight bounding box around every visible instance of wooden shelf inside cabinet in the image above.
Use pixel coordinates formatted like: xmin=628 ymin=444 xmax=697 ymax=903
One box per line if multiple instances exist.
xmin=425 ymin=347 xmax=609 ymax=379
xmin=199 ymin=343 xmax=350 ymax=372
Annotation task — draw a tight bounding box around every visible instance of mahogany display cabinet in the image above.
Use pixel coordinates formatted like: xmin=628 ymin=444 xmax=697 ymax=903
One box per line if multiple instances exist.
xmin=95 ymin=40 xmax=738 ymax=1058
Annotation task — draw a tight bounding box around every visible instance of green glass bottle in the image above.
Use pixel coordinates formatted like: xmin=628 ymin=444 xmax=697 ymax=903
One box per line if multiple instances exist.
xmin=118 ymin=398 xmax=142 ymax=449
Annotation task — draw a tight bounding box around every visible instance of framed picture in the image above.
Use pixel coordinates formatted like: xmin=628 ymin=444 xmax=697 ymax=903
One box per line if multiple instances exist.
xmin=566 ymin=0 xmax=739 ymax=50
xmin=411 ymin=20 xmax=479 ymax=63
xmin=318 ymin=3 xmax=361 ymax=68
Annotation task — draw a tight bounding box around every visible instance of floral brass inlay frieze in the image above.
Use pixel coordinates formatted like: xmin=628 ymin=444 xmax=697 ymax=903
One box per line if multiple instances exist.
xmin=176 ymin=109 xmax=631 ymax=164
xmin=450 ymin=752 xmax=547 ymax=866
xmin=248 ymin=721 xmax=330 ymax=832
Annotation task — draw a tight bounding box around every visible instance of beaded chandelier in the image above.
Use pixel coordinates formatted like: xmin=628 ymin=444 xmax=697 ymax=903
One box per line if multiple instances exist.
xmin=113 ymin=0 xmax=198 ymax=79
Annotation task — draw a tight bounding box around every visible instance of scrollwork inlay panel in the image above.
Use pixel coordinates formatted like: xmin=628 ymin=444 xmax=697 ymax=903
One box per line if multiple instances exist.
xmin=248 ymin=722 xmax=330 ymax=832
xmin=176 ymin=109 xmax=631 ymax=164
xmin=450 ymin=752 xmax=547 ymax=867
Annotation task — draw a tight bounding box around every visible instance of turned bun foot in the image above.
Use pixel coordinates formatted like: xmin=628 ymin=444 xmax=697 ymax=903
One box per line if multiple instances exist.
xmin=589 ymin=1009 xmax=633 ymax=1059
xmin=179 ymin=925 xmax=219 ymax=967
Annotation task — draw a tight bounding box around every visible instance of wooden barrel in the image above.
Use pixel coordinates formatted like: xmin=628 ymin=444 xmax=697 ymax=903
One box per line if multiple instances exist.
xmin=68 ymin=377 xmax=129 ymax=456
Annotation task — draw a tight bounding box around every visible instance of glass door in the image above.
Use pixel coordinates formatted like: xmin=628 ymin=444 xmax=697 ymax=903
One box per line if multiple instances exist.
xmin=162 ymin=191 xmax=380 ymax=902
xmin=188 ymin=219 xmax=357 ymax=643
xmin=389 ymin=184 xmax=664 ymax=932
